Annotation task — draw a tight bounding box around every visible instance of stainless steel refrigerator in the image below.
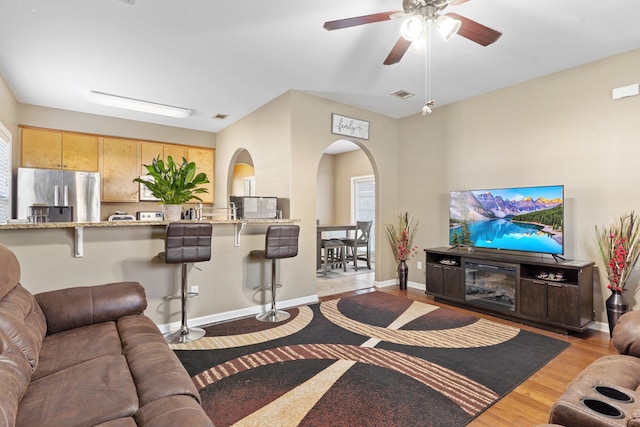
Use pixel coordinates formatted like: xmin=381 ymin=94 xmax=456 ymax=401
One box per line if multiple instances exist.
xmin=17 ymin=167 xmax=101 ymax=222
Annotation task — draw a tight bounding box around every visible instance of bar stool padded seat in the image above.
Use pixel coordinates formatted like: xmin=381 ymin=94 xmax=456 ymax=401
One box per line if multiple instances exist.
xmin=250 ymin=225 xmax=300 ymax=322
xmin=164 ymin=222 xmax=212 ymax=344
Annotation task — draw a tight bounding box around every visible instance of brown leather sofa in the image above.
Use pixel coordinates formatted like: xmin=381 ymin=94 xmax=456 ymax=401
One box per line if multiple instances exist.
xmin=548 ymin=311 xmax=640 ymax=426
xmin=0 ymin=243 xmax=213 ymax=427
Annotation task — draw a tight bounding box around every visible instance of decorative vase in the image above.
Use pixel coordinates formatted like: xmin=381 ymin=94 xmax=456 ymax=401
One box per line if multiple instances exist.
xmin=605 ymin=289 xmax=628 ymax=338
xmin=398 ymin=260 xmax=408 ymax=290
xmin=162 ymin=204 xmax=183 ymax=222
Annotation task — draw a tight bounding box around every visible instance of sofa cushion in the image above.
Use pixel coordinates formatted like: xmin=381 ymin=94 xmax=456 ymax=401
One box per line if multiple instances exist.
xmin=32 ymin=321 xmax=122 ymax=381
xmin=36 ymin=282 xmax=147 ymax=335
xmin=0 ymin=331 xmax=32 ymax=427
xmin=125 ymin=341 xmax=202 ymax=406
xmin=613 ymin=311 xmax=640 ymax=357
xmin=0 ymin=284 xmax=46 ymax=374
xmin=16 ymin=354 xmax=139 ymax=427
xmin=118 ymin=315 xmax=168 ymax=353
xmin=134 ymin=395 xmax=214 ymax=427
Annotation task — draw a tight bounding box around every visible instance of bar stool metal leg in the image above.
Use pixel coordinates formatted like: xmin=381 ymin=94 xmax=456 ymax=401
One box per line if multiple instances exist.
xmin=257 ymin=259 xmax=291 ymax=322
xmin=165 ymin=264 xmax=206 ymax=344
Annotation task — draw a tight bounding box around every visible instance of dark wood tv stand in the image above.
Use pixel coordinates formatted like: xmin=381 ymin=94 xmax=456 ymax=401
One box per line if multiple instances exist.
xmin=424 ymin=247 xmax=594 ymax=333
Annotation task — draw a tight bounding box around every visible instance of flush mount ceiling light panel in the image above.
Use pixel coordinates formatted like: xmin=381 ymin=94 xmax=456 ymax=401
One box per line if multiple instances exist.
xmin=323 ymin=0 xmax=502 ymax=65
xmin=87 ymin=91 xmax=192 ymax=118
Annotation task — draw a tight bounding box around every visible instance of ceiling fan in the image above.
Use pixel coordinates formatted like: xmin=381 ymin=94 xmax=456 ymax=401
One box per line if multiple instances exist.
xmin=323 ymin=0 xmax=502 ymax=65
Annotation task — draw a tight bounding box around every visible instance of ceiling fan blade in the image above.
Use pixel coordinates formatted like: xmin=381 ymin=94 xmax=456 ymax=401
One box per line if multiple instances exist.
xmin=446 ymin=12 xmax=502 ymax=46
xmin=383 ymin=37 xmax=412 ymax=65
xmin=323 ymin=11 xmax=402 ymax=31
xmin=449 ymin=0 xmax=471 ymax=5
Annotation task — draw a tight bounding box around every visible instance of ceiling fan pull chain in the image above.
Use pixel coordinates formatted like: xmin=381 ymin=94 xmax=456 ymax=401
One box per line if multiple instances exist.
xmin=423 ymin=21 xmax=435 ymax=115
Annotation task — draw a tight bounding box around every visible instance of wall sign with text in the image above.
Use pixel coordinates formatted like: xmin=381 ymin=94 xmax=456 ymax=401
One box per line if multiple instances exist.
xmin=331 ymin=114 xmax=369 ymax=140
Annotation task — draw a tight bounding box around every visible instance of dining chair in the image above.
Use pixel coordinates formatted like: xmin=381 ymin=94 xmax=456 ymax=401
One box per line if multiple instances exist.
xmin=342 ymin=220 xmax=372 ymax=271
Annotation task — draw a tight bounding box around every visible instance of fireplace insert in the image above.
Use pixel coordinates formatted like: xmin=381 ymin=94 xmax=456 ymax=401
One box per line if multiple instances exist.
xmin=464 ymin=261 xmax=517 ymax=312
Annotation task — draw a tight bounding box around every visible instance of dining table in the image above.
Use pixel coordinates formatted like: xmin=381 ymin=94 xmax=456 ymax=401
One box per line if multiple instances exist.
xmin=316 ymin=223 xmax=356 ymax=270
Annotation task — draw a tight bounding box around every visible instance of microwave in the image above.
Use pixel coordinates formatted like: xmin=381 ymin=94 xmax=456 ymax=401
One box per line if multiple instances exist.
xmin=230 ymin=196 xmax=278 ymax=219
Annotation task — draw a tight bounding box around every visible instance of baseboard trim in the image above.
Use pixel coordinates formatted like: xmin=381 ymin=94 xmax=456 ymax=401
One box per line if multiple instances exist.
xmin=158 ymin=294 xmax=320 ymax=334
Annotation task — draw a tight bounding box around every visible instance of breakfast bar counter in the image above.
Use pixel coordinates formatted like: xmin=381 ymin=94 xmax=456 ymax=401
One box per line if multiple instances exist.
xmin=0 ymin=217 xmax=312 ymax=330
xmin=0 ymin=218 xmax=297 ymax=229
xmin=0 ymin=218 xmax=300 ymax=257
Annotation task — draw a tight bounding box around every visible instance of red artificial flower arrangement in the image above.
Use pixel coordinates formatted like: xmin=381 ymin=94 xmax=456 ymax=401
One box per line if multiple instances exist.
xmin=596 ymin=212 xmax=640 ymax=293
xmin=385 ymin=212 xmax=419 ymax=263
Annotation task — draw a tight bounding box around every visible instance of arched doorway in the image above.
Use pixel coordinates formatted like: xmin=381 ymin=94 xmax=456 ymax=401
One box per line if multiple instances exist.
xmin=315 ymin=139 xmax=376 ymax=296
xmin=230 ymin=149 xmax=255 ymax=197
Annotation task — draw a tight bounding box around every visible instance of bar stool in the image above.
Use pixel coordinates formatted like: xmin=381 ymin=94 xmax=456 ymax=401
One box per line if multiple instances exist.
xmin=164 ymin=222 xmax=212 ymax=344
xmin=250 ymin=225 xmax=300 ymax=322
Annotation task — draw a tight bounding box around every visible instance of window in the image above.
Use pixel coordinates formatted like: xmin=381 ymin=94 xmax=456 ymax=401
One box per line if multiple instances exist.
xmin=351 ymin=175 xmax=375 ymax=255
xmin=0 ymin=122 xmax=11 ymax=223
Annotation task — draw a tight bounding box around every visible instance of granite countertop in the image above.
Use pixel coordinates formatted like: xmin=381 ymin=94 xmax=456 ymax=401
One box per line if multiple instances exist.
xmin=0 ymin=218 xmax=299 ymax=230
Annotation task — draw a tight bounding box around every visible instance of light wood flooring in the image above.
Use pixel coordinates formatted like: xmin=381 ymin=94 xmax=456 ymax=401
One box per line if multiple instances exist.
xmin=317 ymin=283 xmax=616 ymax=427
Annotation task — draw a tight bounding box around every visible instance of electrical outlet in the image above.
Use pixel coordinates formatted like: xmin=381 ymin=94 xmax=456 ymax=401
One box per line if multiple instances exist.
xmin=416 ymin=261 xmax=423 ymax=270
xmin=190 ymin=285 xmax=199 ymax=294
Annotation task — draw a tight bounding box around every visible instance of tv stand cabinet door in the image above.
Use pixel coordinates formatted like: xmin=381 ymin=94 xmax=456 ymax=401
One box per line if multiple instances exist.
xmin=547 ymin=283 xmax=579 ymax=327
xmin=426 ymin=263 xmax=444 ymax=295
xmin=519 ymin=278 xmax=547 ymax=320
xmin=443 ymin=266 xmax=463 ymax=300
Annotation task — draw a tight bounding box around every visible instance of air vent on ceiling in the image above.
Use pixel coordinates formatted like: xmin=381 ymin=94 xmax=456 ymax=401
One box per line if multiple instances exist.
xmin=391 ymin=90 xmax=414 ymax=99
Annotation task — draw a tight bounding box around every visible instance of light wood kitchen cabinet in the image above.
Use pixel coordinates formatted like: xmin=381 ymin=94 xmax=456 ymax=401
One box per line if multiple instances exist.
xmin=21 ymin=128 xmax=61 ymax=169
xmin=21 ymin=127 xmax=98 ymax=171
xmin=139 ymin=142 xmax=187 ymax=175
xmin=101 ymin=138 xmax=139 ymax=202
xmin=20 ymin=126 xmax=214 ymax=205
xmin=20 ymin=128 xmax=98 ymax=172
xmin=63 ymin=133 xmax=99 ymax=171
xmin=187 ymin=147 xmax=215 ymax=203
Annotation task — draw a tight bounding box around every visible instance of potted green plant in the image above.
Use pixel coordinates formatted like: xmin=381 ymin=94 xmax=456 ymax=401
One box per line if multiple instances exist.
xmin=134 ymin=156 xmax=210 ymax=221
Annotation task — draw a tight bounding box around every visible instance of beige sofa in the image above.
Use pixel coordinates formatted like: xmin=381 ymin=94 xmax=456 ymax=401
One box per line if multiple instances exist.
xmin=0 ymin=243 xmax=213 ymax=427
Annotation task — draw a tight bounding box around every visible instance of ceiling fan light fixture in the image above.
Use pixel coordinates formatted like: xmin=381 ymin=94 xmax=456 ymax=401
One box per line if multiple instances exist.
xmin=409 ymin=37 xmax=427 ymax=53
xmin=87 ymin=91 xmax=192 ymax=118
xmin=435 ymin=14 xmax=461 ymax=41
xmin=400 ymin=15 xmax=425 ymax=41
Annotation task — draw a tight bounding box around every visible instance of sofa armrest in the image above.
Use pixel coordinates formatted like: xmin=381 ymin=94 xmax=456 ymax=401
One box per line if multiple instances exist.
xmin=612 ymin=310 xmax=640 ymax=356
xmin=35 ymin=282 xmax=147 ymax=335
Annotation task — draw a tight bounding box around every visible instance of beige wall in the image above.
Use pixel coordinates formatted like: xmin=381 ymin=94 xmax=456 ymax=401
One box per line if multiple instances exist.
xmin=316 ymin=154 xmax=335 ymax=224
xmin=0 ymin=74 xmax=18 ymax=166
xmin=288 ymin=91 xmax=398 ymax=284
xmin=317 ymin=149 xmax=374 ymax=225
xmin=398 ymin=48 xmax=640 ymax=322
xmin=332 ymin=149 xmax=374 ymax=225
xmin=231 ymin=163 xmax=255 ymax=196
xmin=2 ymin=48 xmax=639 ymax=326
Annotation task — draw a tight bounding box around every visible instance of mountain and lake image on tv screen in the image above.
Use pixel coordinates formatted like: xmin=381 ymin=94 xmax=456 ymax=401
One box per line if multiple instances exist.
xmin=449 ymin=185 xmax=564 ymax=255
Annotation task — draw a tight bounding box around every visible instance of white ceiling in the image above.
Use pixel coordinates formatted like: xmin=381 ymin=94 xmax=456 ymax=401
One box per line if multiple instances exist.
xmin=1 ymin=0 xmax=639 ymax=135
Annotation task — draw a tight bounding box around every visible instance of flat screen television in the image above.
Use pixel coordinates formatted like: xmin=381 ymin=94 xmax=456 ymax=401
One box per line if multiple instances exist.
xmin=449 ymin=185 xmax=564 ymax=255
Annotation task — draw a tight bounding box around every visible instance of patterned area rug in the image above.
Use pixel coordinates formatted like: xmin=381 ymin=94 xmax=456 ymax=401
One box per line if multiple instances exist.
xmin=173 ymin=291 xmax=569 ymax=427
